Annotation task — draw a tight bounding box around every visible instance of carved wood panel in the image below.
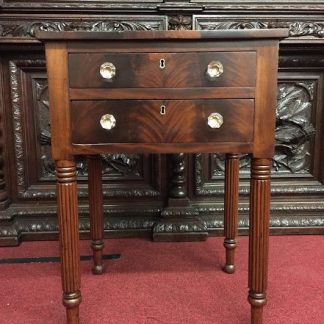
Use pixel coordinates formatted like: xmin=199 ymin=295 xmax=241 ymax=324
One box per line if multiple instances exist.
xmin=7 ymin=58 xmax=163 ymax=200
xmin=190 ymin=14 xmax=324 ymax=233
xmin=1 ymin=7 xmax=324 ymax=245
xmin=0 ymin=15 xmax=167 ymax=37
xmin=0 ymin=15 xmax=168 ymax=245
xmin=194 ymin=15 xmax=324 ymax=38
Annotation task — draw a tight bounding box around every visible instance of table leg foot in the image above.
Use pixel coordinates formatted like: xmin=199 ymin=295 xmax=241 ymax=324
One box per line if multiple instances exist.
xmin=249 ymin=292 xmax=266 ymax=324
xmin=223 ymin=238 xmax=236 ymax=274
xmin=91 ymin=240 xmax=104 ymax=274
xmin=64 ymin=292 xmax=82 ymax=324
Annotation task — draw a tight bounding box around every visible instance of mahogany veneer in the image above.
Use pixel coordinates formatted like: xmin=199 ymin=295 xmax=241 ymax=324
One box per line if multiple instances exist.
xmin=69 ymin=51 xmax=256 ymax=88
xmin=70 ymin=99 xmax=254 ymax=144
xmin=36 ymin=29 xmax=288 ymax=324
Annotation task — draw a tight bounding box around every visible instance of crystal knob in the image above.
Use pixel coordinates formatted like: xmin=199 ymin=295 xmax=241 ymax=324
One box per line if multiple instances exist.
xmin=206 ymin=61 xmax=223 ymax=79
xmin=100 ymin=114 xmax=116 ymax=130
xmin=208 ymin=112 xmax=223 ymax=129
xmin=99 ymin=62 xmax=116 ymax=80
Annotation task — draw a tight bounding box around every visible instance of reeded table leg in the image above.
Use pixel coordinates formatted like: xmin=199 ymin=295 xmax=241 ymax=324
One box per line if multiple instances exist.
xmin=248 ymin=158 xmax=271 ymax=324
xmin=87 ymin=156 xmax=104 ymax=275
xmin=223 ymin=153 xmax=239 ymax=274
xmin=56 ymin=160 xmax=81 ymax=324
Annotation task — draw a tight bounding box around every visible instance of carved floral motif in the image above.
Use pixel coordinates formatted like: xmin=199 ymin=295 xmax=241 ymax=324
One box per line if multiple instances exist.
xmin=196 ymin=81 xmax=317 ymax=184
xmin=289 ymin=22 xmax=324 ymax=38
xmin=195 ymin=19 xmax=324 ymax=38
xmin=0 ymin=20 xmax=164 ymax=37
xmin=168 ymin=15 xmax=192 ymax=30
xmin=274 ymin=81 xmax=316 ymax=173
xmin=198 ymin=21 xmax=269 ymax=31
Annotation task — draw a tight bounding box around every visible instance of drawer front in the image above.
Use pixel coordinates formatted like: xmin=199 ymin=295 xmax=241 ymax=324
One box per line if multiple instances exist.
xmin=71 ymin=99 xmax=254 ymax=144
xmin=69 ymin=52 xmax=256 ymax=88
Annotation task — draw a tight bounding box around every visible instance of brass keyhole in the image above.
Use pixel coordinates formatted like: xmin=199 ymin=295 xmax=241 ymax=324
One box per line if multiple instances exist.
xmin=160 ymin=59 xmax=166 ymax=69
xmin=160 ymin=105 xmax=166 ymax=115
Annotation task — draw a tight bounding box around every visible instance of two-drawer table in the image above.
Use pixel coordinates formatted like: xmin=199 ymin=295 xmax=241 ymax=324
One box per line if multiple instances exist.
xmin=36 ymin=29 xmax=288 ymax=324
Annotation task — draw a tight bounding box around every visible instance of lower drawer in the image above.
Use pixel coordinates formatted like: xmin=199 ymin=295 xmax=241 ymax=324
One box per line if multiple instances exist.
xmin=70 ymin=99 xmax=254 ymax=144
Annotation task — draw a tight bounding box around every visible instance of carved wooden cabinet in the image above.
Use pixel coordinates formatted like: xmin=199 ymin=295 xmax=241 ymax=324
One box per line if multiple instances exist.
xmin=1 ymin=1 xmax=324 ymax=245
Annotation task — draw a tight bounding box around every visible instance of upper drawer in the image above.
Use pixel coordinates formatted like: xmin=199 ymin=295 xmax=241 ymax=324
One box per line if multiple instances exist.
xmin=68 ymin=51 xmax=256 ymax=88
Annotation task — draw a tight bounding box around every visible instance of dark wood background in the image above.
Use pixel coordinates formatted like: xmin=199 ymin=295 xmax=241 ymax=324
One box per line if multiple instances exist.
xmin=1 ymin=0 xmax=324 ymax=246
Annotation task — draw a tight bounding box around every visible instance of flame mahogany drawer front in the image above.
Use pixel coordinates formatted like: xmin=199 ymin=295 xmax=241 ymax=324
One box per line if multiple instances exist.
xmin=68 ymin=51 xmax=256 ymax=88
xmin=70 ymin=99 xmax=255 ymax=144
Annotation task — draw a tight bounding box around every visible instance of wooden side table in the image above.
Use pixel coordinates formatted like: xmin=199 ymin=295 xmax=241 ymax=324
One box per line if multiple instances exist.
xmin=36 ymin=29 xmax=288 ymax=324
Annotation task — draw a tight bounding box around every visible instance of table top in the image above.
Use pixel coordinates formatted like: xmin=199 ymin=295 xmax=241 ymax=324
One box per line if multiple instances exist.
xmin=36 ymin=29 xmax=289 ymax=41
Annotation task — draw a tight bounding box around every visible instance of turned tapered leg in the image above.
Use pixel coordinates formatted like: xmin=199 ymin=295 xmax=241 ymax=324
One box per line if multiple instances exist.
xmin=87 ymin=156 xmax=104 ymax=275
xmin=248 ymin=158 xmax=271 ymax=324
xmin=223 ymin=153 xmax=240 ymax=274
xmin=56 ymin=160 xmax=81 ymax=324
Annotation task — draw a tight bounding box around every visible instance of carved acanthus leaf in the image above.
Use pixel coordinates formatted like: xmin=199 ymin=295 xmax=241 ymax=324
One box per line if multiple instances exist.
xmin=195 ymin=80 xmax=316 ymax=184
xmin=198 ymin=21 xmax=269 ymax=31
xmin=274 ymin=81 xmax=316 ymax=173
xmin=195 ymin=19 xmax=324 ymax=38
xmin=289 ymin=22 xmax=324 ymax=38
xmin=101 ymin=154 xmax=140 ymax=176
xmin=0 ymin=20 xmax=162 ymax=37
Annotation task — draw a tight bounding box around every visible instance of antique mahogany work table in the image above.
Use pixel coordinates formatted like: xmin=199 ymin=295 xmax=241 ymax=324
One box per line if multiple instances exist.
xmin=36 ymin=29 xmax=288 ymax=324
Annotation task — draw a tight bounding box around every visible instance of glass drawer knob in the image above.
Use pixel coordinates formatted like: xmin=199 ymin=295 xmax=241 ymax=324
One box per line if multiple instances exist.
xmin=206 ymin=61 xmax=224 ymax=79
xmin=208 ymin=112 xmax=223 ymax=129
xmin=100 ymin=62 xmax=116 ymax=80
xmin=100 ymin=114 xmax=116 ymax=130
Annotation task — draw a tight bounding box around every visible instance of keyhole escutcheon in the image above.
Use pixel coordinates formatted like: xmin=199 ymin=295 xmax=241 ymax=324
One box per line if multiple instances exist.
xmin=160 ymin=105 xmax=166 ymax=115
xmin=160 ymin=58 xmax=166 ymax=69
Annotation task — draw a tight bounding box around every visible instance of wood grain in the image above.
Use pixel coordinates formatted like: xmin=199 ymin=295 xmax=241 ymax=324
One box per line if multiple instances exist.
xmin=70 ymin=99 xmax=254 ymax=144
xmin=56 ymin=160 xmax=81 ymax=324
xmin=248 ymin=158 xmax=271 ymax=324
xmin=36 ymin=29 xmax=289 ymax=40
xmin=69 ymin=87 xmax=255 ymax=100
xmin=87 ymin=156 xmax=104 ymax=275
xmin=45 ymin=42 xmax=72 ymax=160
xmin=223 ymin=153 xmax=240 ymax=274
xmin=69 ymin=51 xmax=256 ymax=88
xmin=254 ymin=44 xmax=279 ymax=158
xmin=71 ymin=142 xmax=254 ymax=155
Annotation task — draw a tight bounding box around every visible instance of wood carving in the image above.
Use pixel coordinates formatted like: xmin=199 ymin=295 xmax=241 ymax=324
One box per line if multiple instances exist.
xmin=194 ymin=17 xmax=324 ymax=38
xmin=169 ymin=153 xmax=187 ymax=199
xmin=8 ymin=59 xmax=159 ymax=200
xmin=0 ymin=5 xmax=324 ymax=247
xmin=0 ymin=19 xmax=166 ymax=37
xmin=0 ymin=62 xmax=10 ymax=210
xmin=195 ymin=80 xmax=316 ymax=185
xmin=275 ymin=81 xmax=316 ymax=173
xmin=168 ymin=15 xmax=192 ymax=30
xmin=154 ymin=153 xmax=207 ymax=241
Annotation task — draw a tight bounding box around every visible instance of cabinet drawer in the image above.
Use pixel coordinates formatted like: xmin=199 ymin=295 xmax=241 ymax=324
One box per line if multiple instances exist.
xmin=68 ymin=52 xmax=256 ymax=88
xmin=71 ymin=99 xmax=254 ymax=144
